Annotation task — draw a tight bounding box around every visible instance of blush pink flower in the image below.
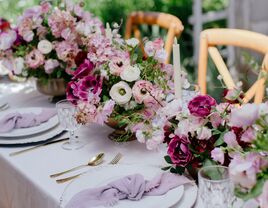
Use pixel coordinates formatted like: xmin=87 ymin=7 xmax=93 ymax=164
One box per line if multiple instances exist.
xmin=144 ymin=38 xmax=164 ymax=56
xmin=211 ymin=148 xmax=225 ymax=164
xmin=223 ymin=131 xmax=239 ymax=148
xmin=108 ymin=51 xmax=130 ymax=76
xmin=44 ymin=59 xmax=59 ymax=74
xmin=48 ymin=9 xmax=76 ymax=38
xmin=229 ymin=153 xmax=261 ymax=189
xmin=210 ymin=112 xmax=222 ymax=128
xmin=241 ymin=127 xmax=256 ymax=143
xmin=55 ymin=41 xmax=79 ymax=64
xmin=95 ymin=100 xmax=115 ymax=125
xmin=230 ymin=104 xmax=259 ymax=128
xmin=0 ymin=29 xmax=17 ymax=50
xmin=196 ymin=127 xmax=212 ymax=140
xmin=25 ymin=49 xmax=44 ymax=69
xmin=259 ymin=181 xmax=268 ymax=208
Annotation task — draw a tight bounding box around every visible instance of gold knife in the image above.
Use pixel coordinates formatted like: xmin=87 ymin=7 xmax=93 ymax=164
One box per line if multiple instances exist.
xmin=9 ymin=137 xmax=69 ymax=156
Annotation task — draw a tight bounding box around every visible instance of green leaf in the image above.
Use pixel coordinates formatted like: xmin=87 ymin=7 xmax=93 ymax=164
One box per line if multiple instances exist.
xmin=175 ymin=166 xmax=185 ymax=175
xmin=214 ymin=132 xmax=226 ymax=147
xmin=235 ymin=178 xmax=265 ymax=200
xmin=164 ymin=155 xmax=173 ymax=164
xmin=212 ymin=129 xmax=222 ymax=135
xmin=161 ymin=166 xmax=171 ymax=171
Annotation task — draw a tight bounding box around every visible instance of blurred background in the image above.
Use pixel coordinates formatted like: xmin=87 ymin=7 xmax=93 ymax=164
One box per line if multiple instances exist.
xmin=1 ymin=0 xmax=268 ymax=100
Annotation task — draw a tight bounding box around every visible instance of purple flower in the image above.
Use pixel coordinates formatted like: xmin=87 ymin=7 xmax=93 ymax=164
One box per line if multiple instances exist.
xmin=188 ymin=95 xmax=216 ymax=117
xmin=167 ymin=135 xmax=192 ymax=167
xmin=73 ymin=59 xmax=94 ymax=80
xmin=66 ymin=81 xmax=79 ymax=102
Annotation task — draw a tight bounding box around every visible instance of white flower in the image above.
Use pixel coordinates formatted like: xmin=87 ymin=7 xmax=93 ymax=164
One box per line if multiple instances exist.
xmin=37 ymin=40 xmax=53 ymax=54
xmin=197 ymin=126 xmax=212 ymax=140
xmin=120 ymin=65 xmax=140 ymax=82
xmin=123 ymin=100 xmax=137 ymax=110
xmin=126 ymin=38 xmax=139 ymax=47
xmin=136 ymin=130 xmax=145 ymax=143
xmin=109 ymin=81 xmax=132 ymax=105
xmin=13 ymin=57 xmax=24 ymax=75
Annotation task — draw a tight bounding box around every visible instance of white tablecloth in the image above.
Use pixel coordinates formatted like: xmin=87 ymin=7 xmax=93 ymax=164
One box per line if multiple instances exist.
xmin=0 ymin=81 xmax=200 ymax=208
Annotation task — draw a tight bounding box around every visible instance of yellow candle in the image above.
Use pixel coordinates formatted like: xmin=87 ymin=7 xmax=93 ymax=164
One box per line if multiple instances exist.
xmin=173 ymin=38 xmax=182 ymax=99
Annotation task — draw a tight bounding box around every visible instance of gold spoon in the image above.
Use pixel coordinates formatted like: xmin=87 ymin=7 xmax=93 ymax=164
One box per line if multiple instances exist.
xmin=50 ymin=153 xmax=104 ymax=178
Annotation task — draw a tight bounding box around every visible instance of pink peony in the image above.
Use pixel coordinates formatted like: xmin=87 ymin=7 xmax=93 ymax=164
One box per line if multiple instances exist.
xmin=223 ymin=131 xmax=239 ymax=148
xmin=188 ymin=95 xmax=216 ymax=117
xmin=259 ymin=181 xmax=268 ymax=208
xmin=44 ymin=59 xmax=59 ymax=74
xmin=167 ymin=135 xmax=192 ymax=167
xmin=229 ymin=104 xmax=259 ymax=128
xmin=211 ymin=148 xmax=225 ymax=164
xmin=25 ymin=49 xmax=44 ymax=69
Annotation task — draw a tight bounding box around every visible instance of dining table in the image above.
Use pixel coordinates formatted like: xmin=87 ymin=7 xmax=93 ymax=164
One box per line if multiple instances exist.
xmin=0 ymin=77 xmax=201 ymax=208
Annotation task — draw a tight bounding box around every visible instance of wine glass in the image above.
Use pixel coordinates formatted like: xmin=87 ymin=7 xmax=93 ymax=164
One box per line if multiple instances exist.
xmin=56 ymin=99 xmax=85 ymax=150
xmin=198 ymin=165 xmax=235 ymax=208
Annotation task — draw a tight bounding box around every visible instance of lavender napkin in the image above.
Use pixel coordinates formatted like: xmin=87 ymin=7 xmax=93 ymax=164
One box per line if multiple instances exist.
xmin=65 ymin=172 xmax=193 ymax=208
xmin=0 ymin=108 xmax=56 ymax=133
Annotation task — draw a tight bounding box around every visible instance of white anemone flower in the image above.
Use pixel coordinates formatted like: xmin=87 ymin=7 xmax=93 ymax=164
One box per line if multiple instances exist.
xmin=37 ymin=40 xmax=53 ymax=54
xmin=120 ymin=65 xmax=140 ymax=82
xmin=126 ymin=38 xmax=139 ymax=47
xmin=109 ymin=81 xmax=132 ymax=105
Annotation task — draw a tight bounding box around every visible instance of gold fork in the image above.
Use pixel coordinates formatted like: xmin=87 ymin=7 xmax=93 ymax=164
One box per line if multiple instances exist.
xmin=56 ymin=153 xmax=123 ymax=184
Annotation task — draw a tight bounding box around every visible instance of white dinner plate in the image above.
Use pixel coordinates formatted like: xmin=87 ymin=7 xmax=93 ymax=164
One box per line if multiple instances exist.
xmin=0 ymin=125 xmax=65 ymax=146
xmin=172 ymin=183 xmax=198 ymax=208
xmin=0 ymin=107 xmax=59 ymax=137
xmin=60 ymin=164 xmax=185 ymax=208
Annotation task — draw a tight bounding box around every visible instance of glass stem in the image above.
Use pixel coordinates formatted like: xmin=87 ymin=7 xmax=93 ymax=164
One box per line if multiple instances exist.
xmin=69 ymin=130 xmax=76 ymax=144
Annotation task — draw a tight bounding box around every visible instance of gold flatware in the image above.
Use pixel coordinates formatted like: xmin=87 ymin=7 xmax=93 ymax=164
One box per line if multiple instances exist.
xmin=50 ymin=153 xmax=104 ymax=178
xmin=108 ymin=153 xmax=123 ymax=165
xmin=9 ymin=137 xmax=69 ymax=156
xmin=56 ymin=153 xmax=123 ymax=184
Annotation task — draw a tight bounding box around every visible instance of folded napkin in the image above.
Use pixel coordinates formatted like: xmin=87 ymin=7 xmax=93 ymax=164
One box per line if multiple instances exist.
xmin=65 ymin=172 xmax=193 ymax=208
xmin=0 ymin=108 xmax=56 ymax=133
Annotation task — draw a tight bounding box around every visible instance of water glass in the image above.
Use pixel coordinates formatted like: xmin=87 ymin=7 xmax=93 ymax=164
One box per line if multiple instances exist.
xmin=198 ymin=165 xmax=234 ymax=208
xmin=56 ymin=99 xmax=85 ymax=150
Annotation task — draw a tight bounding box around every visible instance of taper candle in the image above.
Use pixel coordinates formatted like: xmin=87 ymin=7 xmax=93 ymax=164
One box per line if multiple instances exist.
xmin=173 ymin=37 xmax=182 ymax=99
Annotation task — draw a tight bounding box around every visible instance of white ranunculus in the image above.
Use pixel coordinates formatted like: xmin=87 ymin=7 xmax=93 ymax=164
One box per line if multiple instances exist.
xmin=37 ymin=40 xmax=53 ymax=54
xmin=109 ymin=81 xmax=132 ymax=105
xmin=14 ymin=57 xmax=24 ymax=75
xmin=126 ymin=38 xmax=139 ymax=47
xmin=120 ymin=65 xmax=140 ymax=82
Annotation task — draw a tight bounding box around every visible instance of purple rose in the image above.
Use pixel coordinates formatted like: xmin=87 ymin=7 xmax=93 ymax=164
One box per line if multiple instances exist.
xmin=188 ymin=95 xmax=216 ymax=117
xmin=73 ymin=59 xmax=94 ymax=80
xmin=167 ymin=135 xmax=192 ymax=167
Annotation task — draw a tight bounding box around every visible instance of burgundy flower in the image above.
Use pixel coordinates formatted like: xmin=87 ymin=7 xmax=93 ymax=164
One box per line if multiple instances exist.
xmin=167 ymin=135 xmax=193 ymax=167
xmin=72 ymin=59 xmax=94 ymax=80
xmin=188 ymin=95 xmax=216 ymax=117
xmin=0 ymin=18 xmax=10 ymax=31
xmin=66 ymin=81 xmax=79 ymax=103
xmin=223 ymin=89 xmax=244 ymax=104
xmin=75 ymin=51 xmax=88 ymax=66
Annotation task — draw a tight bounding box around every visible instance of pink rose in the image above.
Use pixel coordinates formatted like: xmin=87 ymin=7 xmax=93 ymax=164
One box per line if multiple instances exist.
xmin=259 ymin=181 xmax=268 ymax=208
xmin=44 ymin=59 xmax=59 ymax=74
xmin=211 ymin=148 xmax=225 ymax=164
xmin=229 ymin=104 xmax=259 ymax=128
xmin=25 ymin=49 xmax=44 ymax=69
xmin=223 ymin=131 xmax=239 ymax=148
xmin=188 ymin=95 xmax=217 ymax=117
xmin=132 ymin=80 xmax=161 ymax=107
xmin=167 ymin=135 xmax=192 ymax=167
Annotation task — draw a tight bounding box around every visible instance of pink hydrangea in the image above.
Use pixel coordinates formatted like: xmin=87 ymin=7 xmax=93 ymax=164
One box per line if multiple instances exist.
xmin=25 ymin=49 xmax=44 ymax=69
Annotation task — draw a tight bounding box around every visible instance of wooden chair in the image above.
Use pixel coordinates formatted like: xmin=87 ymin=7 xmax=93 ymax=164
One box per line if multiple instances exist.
xmin=125 ymin=11 xmax=184 ymax=64
xmin=198 ymin=28 xmax=268 ymax=103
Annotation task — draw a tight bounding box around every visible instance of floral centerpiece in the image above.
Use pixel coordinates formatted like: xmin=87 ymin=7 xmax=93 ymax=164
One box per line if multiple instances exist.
xmin=0 ymin=1 xmax=103 ymax=90
xmin=66 ymin=32 xmax=189 ymax=141
xmin=136 ymin=88 xmax=268 ymax=207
